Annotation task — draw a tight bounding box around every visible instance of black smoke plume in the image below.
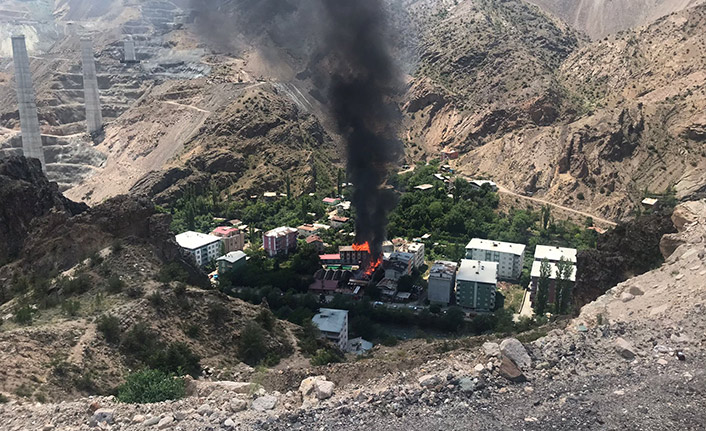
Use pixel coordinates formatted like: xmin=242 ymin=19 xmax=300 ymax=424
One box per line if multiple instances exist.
xmin=317 ymin=0 xmax=402 ymax=257
xmin=190 ymin=0 xmax=403 ymax=256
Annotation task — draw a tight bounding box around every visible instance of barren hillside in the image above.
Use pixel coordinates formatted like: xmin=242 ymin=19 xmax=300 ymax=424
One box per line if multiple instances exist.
xmin=525 ymin=0 xmax=706 ymax=39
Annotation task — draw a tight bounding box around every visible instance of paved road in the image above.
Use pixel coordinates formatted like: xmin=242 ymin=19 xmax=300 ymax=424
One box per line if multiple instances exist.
xmin=496 ymin=184 xmax=617 ymax=227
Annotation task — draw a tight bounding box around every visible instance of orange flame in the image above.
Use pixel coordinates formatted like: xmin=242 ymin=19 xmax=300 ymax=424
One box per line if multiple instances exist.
xmin=353 ymin=241 xmax=382 ymax=276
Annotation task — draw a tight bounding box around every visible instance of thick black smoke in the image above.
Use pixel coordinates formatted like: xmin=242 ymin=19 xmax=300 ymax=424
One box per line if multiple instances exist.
xmin=317 ymin=0 xmax=402 ymax=257
xmin=190 ymin=0 xmax=403 ymax=256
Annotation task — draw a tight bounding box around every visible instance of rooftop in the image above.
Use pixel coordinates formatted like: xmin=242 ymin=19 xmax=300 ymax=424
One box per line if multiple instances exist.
xmin=319 ymin=253 xmax=341 ymax=260
xmin=264 ymin=226 xmax=298 ymax=238
xmin=530 ymin=260 xmax=576 ymax=282
xmin=430 ymin=260 xmax=458 ymax=279
xmin=642 ymin=198 xmax=659 ymax=206
xmin=211 ymin=226 xmax=240 ymax=237
xmin=331 ymin=216 xmax=350 ymax=222
xmin=534 ymin=245 xmax=577 ymax=263
xmin=175 ymin=231 xmax=221 ymax=250
xmin=297 ymin=224 xmax=318 ymax=232
xmin=466 ymin=238 xmax=526 ymax=256
xmin=306 ymin=235 xmax=323 ymax=244
xmin=312 ymin=308 xmax=348 ymax=334
xmin=414 ymin=184 xmax=434 ymax=191
xmin=457 ymin=259 xmax=498 ymax=284
xmin=216 ymin=251 xmax=247 ymax=264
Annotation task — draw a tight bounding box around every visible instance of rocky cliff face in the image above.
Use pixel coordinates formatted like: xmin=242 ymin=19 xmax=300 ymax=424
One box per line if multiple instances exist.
xmin=0 ymin=156 xmax=87 ymax=265
xmin=0 ymin=155 xmax=206 ymax=290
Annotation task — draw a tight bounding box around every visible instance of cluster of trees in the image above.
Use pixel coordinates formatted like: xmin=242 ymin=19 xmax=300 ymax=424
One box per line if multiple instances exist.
xmin=533 ymin=257 xmax=574 ymax=315
xmin=388 ymin=162 xmax=598 ymax=259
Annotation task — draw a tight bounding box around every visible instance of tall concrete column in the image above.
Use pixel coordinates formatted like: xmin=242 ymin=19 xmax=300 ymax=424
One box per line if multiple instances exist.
xmin=11 ymin=35 xmax=45 ymax=169
xmin=123 ymin=38 xmax=137 ymax=62
xmin=80 ymin=38 xmax=103 ymax=134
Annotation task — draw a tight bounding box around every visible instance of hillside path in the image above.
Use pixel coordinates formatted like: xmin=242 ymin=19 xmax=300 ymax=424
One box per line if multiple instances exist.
xmin=496 ymin=184 xmax=618 ymax=227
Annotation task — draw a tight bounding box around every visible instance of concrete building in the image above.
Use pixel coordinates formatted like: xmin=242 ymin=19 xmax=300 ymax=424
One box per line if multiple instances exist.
xmin=330 ymin=215 xmax=349 ymax=228
xmin=211 ymin=226 xmax=245 ymax=253
xmin=533 ymin=245 xmax=577 ymax=264
xmin=456 ymin=259 xmax=498 ymax=312
xmin=306 ymin=235 xmax=325 ymax=253
xmin=427 ymin=260 xmax=458 ymax=305
xmin=403 ymin=242 xmax=425 ymax=268
xmin=469 ymin=180 xmax=498 ymax=191
xmin=384 ymin=252 xmax=414 ymax=281
xmin=216 ymin=250 xmax=247 ymax=274
xmin=80 ymin=38 xmax=103 ymax=134
xmin=466 ymin=238 xmax=526 ymax=280
xmin=263 ymin=226 xmax=298 ymax=257
xmin=123 ymin=38 xmax=138 ymax=63
xmin=312 ymin=308 xmax=349 ymax=351
xmin=11 ymin=35 xmax=44 ymax=169
xmin=176 ymin=231 xmax=222 ymax=266
xmin=339 ymin=246 xmax=368 ymax=266
xmin=530 ymin=260 xmax=576 ymax=305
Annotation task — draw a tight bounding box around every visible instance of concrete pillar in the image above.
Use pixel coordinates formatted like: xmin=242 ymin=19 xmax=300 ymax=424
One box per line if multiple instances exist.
xmin=80 ymin=38 xmax=103 ymax=134
xmin=123 ymin=38 xmax=137 ymax=62
xmin=11 ymin=35 xmax=45 ymax=169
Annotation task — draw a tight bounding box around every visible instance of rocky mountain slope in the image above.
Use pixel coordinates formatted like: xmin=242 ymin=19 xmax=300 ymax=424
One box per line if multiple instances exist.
xmin=1 ymin=199 xmax=704 ymax=429
xmin=409 ymin=1 xmax=706 ymax=219
xmin=0 ymin=156 xmax=303 ymax=401
xmin=525 ymin=0 xmax=706 ymax=39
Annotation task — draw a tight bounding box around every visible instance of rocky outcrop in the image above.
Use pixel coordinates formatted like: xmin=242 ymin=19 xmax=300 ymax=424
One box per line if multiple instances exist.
xmin=574 ymin=212 xmax=676 ymax=309
xmin=0 ymin=156 xmax=87 ymax=265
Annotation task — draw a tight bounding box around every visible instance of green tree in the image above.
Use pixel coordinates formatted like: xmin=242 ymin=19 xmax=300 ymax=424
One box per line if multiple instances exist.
xmin=554 ymin=257 xmax=574 ymax=315
xmin=534 ymin=259 xmax=551 ymax=315
xmin=541 ymin=205 xmax=551 ymax=230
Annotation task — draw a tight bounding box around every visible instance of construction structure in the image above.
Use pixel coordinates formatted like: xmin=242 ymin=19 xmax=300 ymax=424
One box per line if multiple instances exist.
xmin=11 ymin=35 xmax=45 ymax=169
xmin=122 ymin=38 xmax=138 ymax=63
xmin=80 ymin=38 xmax=103 ymax=134
xmin=456 ymin=260 xmax=498 ymax=312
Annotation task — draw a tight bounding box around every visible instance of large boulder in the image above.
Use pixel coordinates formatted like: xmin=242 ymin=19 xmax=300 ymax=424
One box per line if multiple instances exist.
xmin=498 ymin=355 xmax=527 ymax=383
xmin=299 ymin=376 xmax=335 ymax=407
xmin=500 ymin=338 xmax=531 ymax=369
xmin=615 ymin=337 xmax=636 ymax=360
xmin=252 ymin=394 xmax=278 ymax=411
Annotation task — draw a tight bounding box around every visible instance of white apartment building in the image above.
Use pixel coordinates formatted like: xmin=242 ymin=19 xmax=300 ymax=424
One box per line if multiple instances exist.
xmin=465 ymin=238 xmax=526 ymax=280
xmin=533 ymin=245 xmax=577 ymax=263
xmin=175 ymin=231 xmax=222 ymax=266
xmin=312 ymin=308 xmax=349 ymax=351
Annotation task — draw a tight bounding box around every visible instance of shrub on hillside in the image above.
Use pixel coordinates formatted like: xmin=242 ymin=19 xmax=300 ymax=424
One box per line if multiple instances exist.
xmin=106 ymin=276 xmax=124 ymax=294
xmin=157 ymin=263 xmax=188 ymax=283
xmin=97 ymin=315 xmax=121 ymax=344
xmin=237 ymin=321 xmax=268 ymax=366
xmin=255 ymin=309 xmax=276 ymax=332
xmin=207 ymin=302 xmax=229 ymax=327
xmin=120 ymin=323 xmax=161 ymax=363
xmin=310 ymin=348 xmax=343 ymax=366
xmin=117 ymin=369 xmax=185 ymax=404
xmin=61 ymin=300 xmax=81 ymax=317
xmin=14 ymin=305 xmax=34 ymax=325
xmin=148 ymin=342 xmax=201 ymax=378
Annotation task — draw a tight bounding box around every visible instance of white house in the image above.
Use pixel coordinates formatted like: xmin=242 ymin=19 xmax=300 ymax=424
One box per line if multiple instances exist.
xmin=465 ymin=238 xmax=526 ymax=280
xmin=533 ymin=245 xmax=577 ymax=263
xmin=427 ymin=260 xmax=458 ymax=305
xmin=404 ymin=242 xmax=425 ymax=268
xmin=312 ymin=308 xmax=349 ymax=351
xmin=176 ymin=231 xmax=222 ymax=266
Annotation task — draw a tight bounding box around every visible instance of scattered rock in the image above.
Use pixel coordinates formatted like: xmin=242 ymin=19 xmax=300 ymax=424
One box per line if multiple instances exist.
xmin=628 ymin=286 xmax=644 ymax=296
xmin=315 ymin=380 xmax=335 ymax=400
xmin=499 ymin=338 xmax=531 ymax=369
xmin=498 ymin=355 xmax=527 ymax=383
xmin=132 ymin=415 xmax=145 ymax=423
xmin=620 ymin=292 xmax=635 ymax=302
xmin=229 ymin=398 xmax=248 ymax=413
xmin=418 ymin=374 xmax=442 ymax=388
xmin=157 ymin=415 xmax=174 ymax=429
xmin=482 ymin=342 xmax=500 ymax=357
xmin=144 ymin=416 xmax=160 ymax=426
xmin=252 ymin=395 xmax=278 ymax=411
xmin=676 ymin=351 xmax=686 ymax=361
xmin=197 ymin=404 xmax=213 ymax=416
xmin=615 ymin=337 xmax=636 ymax=360
xmin=42 ymin=425 xmax=54 ymax=431
xmin=224 ymin=418 xmax=236 ymax=428
xmin=458 ymin=378 xmax=475 ymax=393
xmin=92 ymin=409 xmax=115 ymax=425
xmin=474 ymin=364 xmax=485 ymax=373
xmin=657 ymin=359 xmax=668 ymax=365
